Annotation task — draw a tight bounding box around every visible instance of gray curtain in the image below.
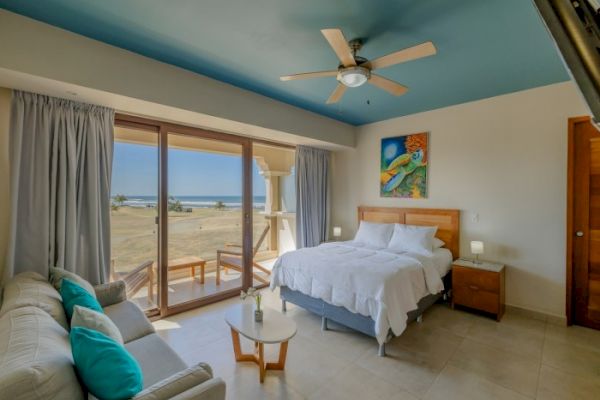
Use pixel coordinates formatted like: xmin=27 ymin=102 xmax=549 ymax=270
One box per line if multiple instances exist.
xmin=6 ymin=91 xmax=114 ymax=284
xmin=295 ymin=145 xmax=330 ymax=248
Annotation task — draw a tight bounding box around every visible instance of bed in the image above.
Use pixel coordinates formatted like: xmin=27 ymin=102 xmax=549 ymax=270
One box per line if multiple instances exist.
xmin=270 ymin=206 xmax=460 ymax=356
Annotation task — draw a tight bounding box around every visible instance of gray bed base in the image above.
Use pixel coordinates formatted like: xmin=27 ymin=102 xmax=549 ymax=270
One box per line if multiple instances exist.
xmin=279 ymin=273 xmax=450 ymax=357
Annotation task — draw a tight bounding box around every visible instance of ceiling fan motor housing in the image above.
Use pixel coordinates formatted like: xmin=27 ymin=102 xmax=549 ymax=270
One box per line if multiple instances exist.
xmin=337 ymin=66 xmax=371 ymax=87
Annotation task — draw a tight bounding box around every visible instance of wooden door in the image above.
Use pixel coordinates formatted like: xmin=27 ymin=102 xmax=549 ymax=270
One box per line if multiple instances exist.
xmin=569 ymin=116 xmax=600 ymax=329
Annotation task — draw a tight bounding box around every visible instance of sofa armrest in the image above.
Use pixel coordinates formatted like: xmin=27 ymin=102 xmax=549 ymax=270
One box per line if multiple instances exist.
xmin=170 ymin=379 xmax=226 ymax=400
xmin=132 ymin=363 xmax=221 ymax=400
xmin=94 ymin=280 xmax=127 ymax=307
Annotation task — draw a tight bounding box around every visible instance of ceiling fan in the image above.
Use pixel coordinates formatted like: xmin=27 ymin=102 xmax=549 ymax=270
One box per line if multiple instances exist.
xmin=280 ymin=28 xmax=437 ymax=104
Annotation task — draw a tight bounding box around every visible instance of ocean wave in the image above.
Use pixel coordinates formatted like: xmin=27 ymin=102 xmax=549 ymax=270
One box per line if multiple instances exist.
xmin=118 ymin=199 xmax=265 ymax=209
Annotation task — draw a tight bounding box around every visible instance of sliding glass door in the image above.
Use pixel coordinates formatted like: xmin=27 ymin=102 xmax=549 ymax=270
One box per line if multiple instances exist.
xmin=112 ymin=115 xmax=292 ymax=317
xmin=110 ymin=124 xmax=160 ymax=314
xmin=164 ymin=132 xmax=247 ymax=309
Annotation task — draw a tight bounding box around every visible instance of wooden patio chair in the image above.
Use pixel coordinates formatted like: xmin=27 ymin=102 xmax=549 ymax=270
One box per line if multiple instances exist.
xmin=110 ymin=259 xmax=155 ymax=300
xmin=216 ymin=224 xmax=272 ymax=285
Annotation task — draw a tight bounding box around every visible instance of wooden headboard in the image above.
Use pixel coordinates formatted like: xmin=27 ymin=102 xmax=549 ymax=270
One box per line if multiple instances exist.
xmin=357 ymin=206 xmax=460 ymax=259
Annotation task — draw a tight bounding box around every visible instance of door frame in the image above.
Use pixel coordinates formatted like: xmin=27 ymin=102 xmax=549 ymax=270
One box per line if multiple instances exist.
xmin=114 ymin=113 xmax=293 ymax=317
xmin=566 ymin=115 xmax=595 ymax=325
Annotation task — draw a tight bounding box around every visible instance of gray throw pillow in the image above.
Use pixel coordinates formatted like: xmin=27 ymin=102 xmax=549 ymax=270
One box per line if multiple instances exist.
xmin=71 ymin=305 xmax=124 ymax=344
xmin=50 ymin=267 xmax=97 ymax=299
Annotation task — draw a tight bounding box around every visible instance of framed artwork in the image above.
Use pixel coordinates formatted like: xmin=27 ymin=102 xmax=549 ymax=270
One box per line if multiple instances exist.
xmin=380 ymin=132 xmax=428 ymax=198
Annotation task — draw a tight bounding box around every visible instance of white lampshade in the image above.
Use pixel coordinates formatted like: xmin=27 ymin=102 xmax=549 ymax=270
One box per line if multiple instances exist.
xmin=333 ymin=226 xmax=342 ymax=237
xmin=470 ymin=241 xmax=484 ymax=255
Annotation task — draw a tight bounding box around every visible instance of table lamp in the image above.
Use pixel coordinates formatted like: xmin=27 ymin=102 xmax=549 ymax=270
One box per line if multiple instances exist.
xmin=470 ymin=241 xmax=484 ymax=264
xmin=333 ymin=226 xmax=342 ymax=239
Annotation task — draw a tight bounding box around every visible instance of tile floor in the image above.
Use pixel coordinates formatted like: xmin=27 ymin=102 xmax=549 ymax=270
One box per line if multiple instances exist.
xmin=154 ymin=289 xmax=600 ymax=400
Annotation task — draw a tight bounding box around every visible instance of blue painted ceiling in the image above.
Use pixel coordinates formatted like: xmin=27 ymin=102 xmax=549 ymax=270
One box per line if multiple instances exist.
xmin=0 ymin=0 xmax=570 ymax=125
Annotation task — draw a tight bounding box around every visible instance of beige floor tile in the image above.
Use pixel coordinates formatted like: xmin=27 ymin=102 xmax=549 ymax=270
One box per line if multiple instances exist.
xmin=448 ymin=339 xmax=540 ymax=398
xmin=153 ymin=287 xmax=600 ymax=400
xmin=175 ymin=337 xmax=242 ymax=378
xmin=544 ymin=324 xmax=600 ymax=354
xmin=357 ymin=341 xmax=448 ymax=398
xmin=276 ymin=335 xmax=351 ymax=398
xmin=387 ymin=392 xmax=422 ymax=400
xmin=420 ymin=304 xmax=476 ymax=337
xmin=303 ymin=323 xmax=376 ymax=362
xmin=536 ymin=364 xmax=600 ymax=400
xmin=465 ymin=316 xmax=545 ymax=359
xmin=424 ymin=365 xmax=531 ymax=400
xmin=308 ymin=364 xmax=412 ymax=400
xmin=155 ymin=319 xmax=225 ymax=354
xmin=225 ymin=368 xmax=305 ymax=400
xmin=542 ymin=337 xmax=600 ymax=379
xmin=498 ymin=310 xmax=547 ymax=336
xmin=285 ymin=307 xmax=323 ymax=338
xmin=393 ymin=323 xmax=464 ymax=364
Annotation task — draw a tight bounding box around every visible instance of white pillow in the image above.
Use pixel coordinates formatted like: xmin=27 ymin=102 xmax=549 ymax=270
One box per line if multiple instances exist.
xmin=353 ymin=221 xmax=394 ymax=248
xmin=433 ymin=237 xmax=445 ymax=249
xmin=71 ymin=305 xmax=124 ymax=344
xmin=387 ymin=224 xmax=438 ymax=255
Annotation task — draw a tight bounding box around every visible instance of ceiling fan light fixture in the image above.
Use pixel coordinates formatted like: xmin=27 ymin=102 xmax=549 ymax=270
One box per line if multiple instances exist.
xmin=338 ymin=66 xmax=370 ymax=88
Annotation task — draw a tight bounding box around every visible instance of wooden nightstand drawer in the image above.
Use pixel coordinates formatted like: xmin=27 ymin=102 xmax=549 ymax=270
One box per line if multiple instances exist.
xmin=453 ymin=284 xmax=500 ymax=314
xmin=453 ymin=265 xmax=499 ymax=292
xmin=451 ymin=260 xmax=505 ymax=321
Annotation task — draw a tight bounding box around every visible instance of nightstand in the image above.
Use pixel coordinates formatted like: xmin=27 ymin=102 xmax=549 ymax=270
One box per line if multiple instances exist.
xmin=451 ymin=258 xmax=505 ymax=321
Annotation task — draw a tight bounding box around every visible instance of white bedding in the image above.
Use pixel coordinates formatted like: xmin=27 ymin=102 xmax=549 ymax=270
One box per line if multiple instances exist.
xmin=432 ymin=247 xmax=453 ymax=276
xmin=270 ymin=241 xmax=446 ymax=344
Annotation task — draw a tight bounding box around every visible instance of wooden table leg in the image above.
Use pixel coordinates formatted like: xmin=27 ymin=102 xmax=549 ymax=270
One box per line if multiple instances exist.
xmin=200 ymin=262 xmax=205 ymax=284
xmin=216 ymin=263 xmax=221 ymax=285
xmin=190 ymin=265 xmax=195 ymax=279
xmin=266 ymin=341 xmax=288 ymax=370
xmin=229 ymin=328 xmax=290 ymax=383
xmin=230 ymin=328 xmax=242 ymax=361
xmin=258 ymin=342 xmax=265 ymax=383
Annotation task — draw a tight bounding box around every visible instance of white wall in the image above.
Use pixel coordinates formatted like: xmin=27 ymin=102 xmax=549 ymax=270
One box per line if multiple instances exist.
xmin=331 ymin=81 xmax=591 ymax=318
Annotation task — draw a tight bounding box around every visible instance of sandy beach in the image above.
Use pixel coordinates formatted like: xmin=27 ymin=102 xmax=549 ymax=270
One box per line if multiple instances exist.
xmin=110 ymin=206 xmax=269 ymax=273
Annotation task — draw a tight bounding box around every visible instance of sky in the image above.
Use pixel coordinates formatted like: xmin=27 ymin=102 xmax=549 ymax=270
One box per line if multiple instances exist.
xmin=111 ymin=142 xmax=266 ymax=197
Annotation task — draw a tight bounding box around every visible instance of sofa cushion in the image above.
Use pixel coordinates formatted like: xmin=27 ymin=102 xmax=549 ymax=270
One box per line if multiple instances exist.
xmin=125 ymin=333 xmax=187 ymax=388
xmin=104 ymin=300 xmax=155 ymax=343
xmin=71 ymin=305 xmax=124 ymax=344
xmin=0 ymin=306 xmax=84 ymax=400
xmin=50 ymin=267 xmax=97 ymax=298
xmin=94 ymin=280 xmax=127 ymax=307
xmin=60 ymin=279 xmax=103 ymax=320
xmin=0 ymin=272 xmax=69 ymax=330
xmin=132 ymin=363 xmax=214 ymax=400
xmin=71 ymin=327 xmax=143 ymax=400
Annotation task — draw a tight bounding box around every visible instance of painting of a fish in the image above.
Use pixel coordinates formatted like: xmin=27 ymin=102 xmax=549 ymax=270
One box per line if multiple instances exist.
xmin=380 ymin=132 xmax=428 ymax=198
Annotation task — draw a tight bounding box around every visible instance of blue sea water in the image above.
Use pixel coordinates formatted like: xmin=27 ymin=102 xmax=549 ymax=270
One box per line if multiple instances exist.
xmin=112 ymin=195 xmax=265 ymax=209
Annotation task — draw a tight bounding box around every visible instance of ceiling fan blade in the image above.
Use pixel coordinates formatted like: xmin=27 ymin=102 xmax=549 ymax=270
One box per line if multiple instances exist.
xmin=326 ymin=83 xmax=347 ymax=104
xmin=321 ymin=28 xmax=356 ymax=67
xmin=366 ymin=41 xmax=436 ymax=70
xmin=369 ymin=75 xmax=408 ymax=96
xmin=280 ymin=70 xmax=338 ymax=81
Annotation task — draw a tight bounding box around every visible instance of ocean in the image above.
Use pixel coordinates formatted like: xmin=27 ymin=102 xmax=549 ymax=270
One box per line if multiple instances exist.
xmin=112 ymin=195 xmax=266 ymax=209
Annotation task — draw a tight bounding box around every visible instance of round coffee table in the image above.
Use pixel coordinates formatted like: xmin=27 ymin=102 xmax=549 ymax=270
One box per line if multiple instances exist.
xmin=225 ymin=303 xmax=297 ymax=383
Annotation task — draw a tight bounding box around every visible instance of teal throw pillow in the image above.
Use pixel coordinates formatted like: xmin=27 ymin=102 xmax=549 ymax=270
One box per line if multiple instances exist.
xmin=60 ymin=278 xmax=103 ymax=320
xmin=70 ymin=327 xmax=143 ymax=400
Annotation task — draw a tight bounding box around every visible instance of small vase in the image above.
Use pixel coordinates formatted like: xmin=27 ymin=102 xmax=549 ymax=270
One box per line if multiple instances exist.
xmin=254 ymin=309 xmax=263 ymax=322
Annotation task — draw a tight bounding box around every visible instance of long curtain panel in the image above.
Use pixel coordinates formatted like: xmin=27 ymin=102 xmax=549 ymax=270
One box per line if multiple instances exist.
xmin=295 ymin=145 xmax=330 ymax=248
xmin=6 ymin=91 xmax=114 ymax=284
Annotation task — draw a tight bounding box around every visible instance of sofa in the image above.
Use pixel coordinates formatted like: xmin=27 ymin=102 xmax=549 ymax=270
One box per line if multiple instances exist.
xmin=0 ymin=271 xmax=226 ymax=400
